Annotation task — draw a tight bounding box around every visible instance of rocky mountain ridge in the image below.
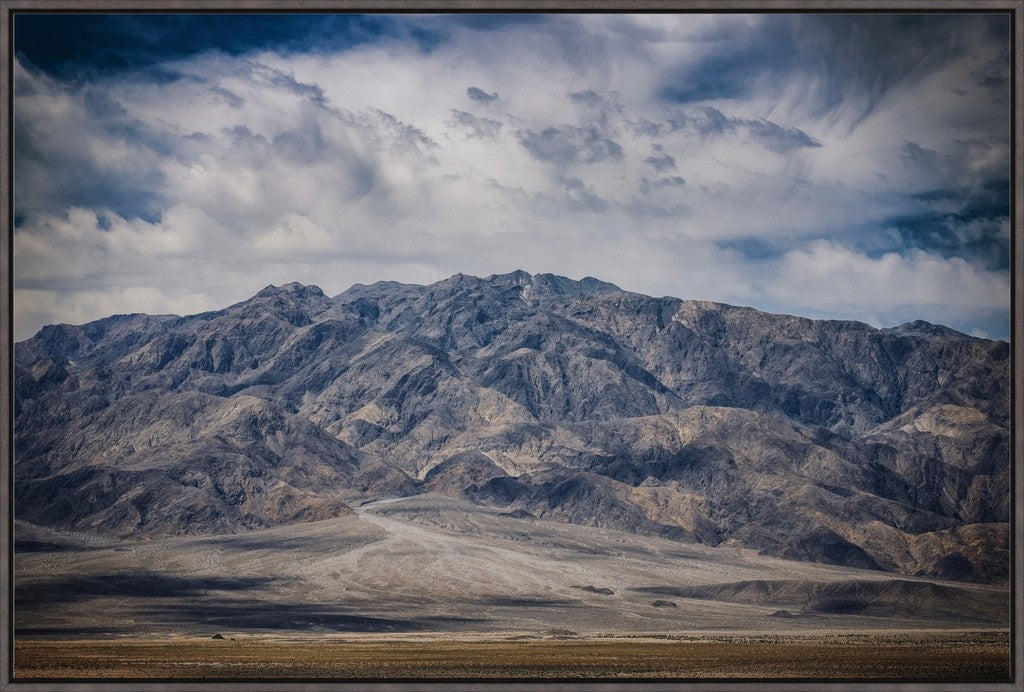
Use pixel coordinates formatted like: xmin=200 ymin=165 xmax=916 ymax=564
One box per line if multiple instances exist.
xmin=14 ymin=271 xmax=1011 ymax=583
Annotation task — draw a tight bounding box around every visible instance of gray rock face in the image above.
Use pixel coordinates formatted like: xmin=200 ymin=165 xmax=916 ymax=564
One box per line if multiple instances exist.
xmin=14 ymin=272 xmax=1010 ymax=582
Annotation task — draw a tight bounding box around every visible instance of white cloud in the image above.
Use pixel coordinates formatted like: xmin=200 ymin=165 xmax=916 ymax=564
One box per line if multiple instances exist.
xmin=762 ymin=241 xmax=1009 ymax=331
xmin=12 ymin=14 xmax=1011 ymax=341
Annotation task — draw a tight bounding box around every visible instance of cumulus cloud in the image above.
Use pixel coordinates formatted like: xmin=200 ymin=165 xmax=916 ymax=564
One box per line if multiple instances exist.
xmin=644 ymin=145 xmax=676 ymax=172
xmin=516 ymin=125 xmax=623 ymax=164
xmin=764 ymin=241 xmax=1009 ymax=337
xmin=448 ymin=109 xmax=503 ymax=140
xmin=11 ymin=13 xmax=1012 ymax=341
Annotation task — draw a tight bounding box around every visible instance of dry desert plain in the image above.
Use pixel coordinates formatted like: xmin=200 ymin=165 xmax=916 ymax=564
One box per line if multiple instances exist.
xmin=13 ymin=495 xmax=1012 ymax=680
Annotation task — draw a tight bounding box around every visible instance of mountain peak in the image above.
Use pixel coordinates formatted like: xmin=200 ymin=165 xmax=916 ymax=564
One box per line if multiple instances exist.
xmin=484 ymin=270 xmax=621 ymax=296
xmin=889 ymin=319 xmax=965 ymax=339
xmin=237 ymin=283 xmax=333 ymax=326
xmin=487 ymin=269 xmax=533 ymax=286
xmin=255 ymin=282 xmax=326 ymax=300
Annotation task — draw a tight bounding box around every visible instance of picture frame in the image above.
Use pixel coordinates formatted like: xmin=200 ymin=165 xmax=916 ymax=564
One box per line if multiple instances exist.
xmin=1 ymin=2 xmax=1021 ymax=690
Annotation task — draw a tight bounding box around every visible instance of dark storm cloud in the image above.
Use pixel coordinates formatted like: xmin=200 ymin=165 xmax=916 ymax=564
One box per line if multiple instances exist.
xmin=973 ymin=46 xmax=1010 ymax=91
xmin=660 ymin=41 xmax=779 ymax=103
xmin=658 ymin=14 xmax=1007 ymax=127
xmin=14 ymin=118 xmax=167 ymax=223
xmin=881 ymin=180 xmax=1010 ymax=270
xmin=900 ymin=136 xmax=1008 ymax=189
xmin=467 ymin=86 xmax=499 ymax=104
xmin=885 ymin=213 xmax=1010 ymax=270
xmin=516 ymin=126 xmax=623 ymax=165
xmin=446 ymin=14 xmax=549 ymax=31
xmin=136 ymin=66 xmax=205 ymax=86
xmin=14 ymin=14 xmax=441 ymax=81
xmin=448 ymin=110 xmax=503 ymax=140
xmin=14 ymin=79 xmax=171 ymax=222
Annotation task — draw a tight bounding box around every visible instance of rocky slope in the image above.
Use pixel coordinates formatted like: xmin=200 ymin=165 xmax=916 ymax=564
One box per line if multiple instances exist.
xmin=14 ymin=271 xmax=1010 ymax=582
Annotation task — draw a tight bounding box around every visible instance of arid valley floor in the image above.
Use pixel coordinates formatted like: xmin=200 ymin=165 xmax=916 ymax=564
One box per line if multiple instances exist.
xmin=13 ymin=495 xmax=1011 ymax=680
xmin=14 ymin=631 xmax=1010 ymax=679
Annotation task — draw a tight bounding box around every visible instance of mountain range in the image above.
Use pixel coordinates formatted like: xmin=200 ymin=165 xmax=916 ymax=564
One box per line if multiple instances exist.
xmin=14 ymin=271 xmax=1011 ymax=583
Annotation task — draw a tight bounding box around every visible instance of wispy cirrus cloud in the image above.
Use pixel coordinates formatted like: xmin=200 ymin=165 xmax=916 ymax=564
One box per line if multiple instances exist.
xmin=12 ymin=13 xmax=1012 ymax=341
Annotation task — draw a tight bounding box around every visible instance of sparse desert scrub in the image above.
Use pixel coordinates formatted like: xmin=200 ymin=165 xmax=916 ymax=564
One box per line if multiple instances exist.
xmin=14 ymin=632 xmax=1010 ymax=680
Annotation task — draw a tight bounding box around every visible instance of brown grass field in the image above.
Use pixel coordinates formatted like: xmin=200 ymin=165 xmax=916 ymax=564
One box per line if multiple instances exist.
xmin=13 ymin=631 xmax=1011 ymax=680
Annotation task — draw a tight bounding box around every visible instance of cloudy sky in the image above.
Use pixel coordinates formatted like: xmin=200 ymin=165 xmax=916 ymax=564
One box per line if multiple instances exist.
xmin=13 ymin=13 xmax=1012 ymax=341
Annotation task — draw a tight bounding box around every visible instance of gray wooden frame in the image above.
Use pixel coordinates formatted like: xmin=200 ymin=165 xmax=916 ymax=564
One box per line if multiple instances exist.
xmin=0 ymin=3 xmax=1020 ymax=690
